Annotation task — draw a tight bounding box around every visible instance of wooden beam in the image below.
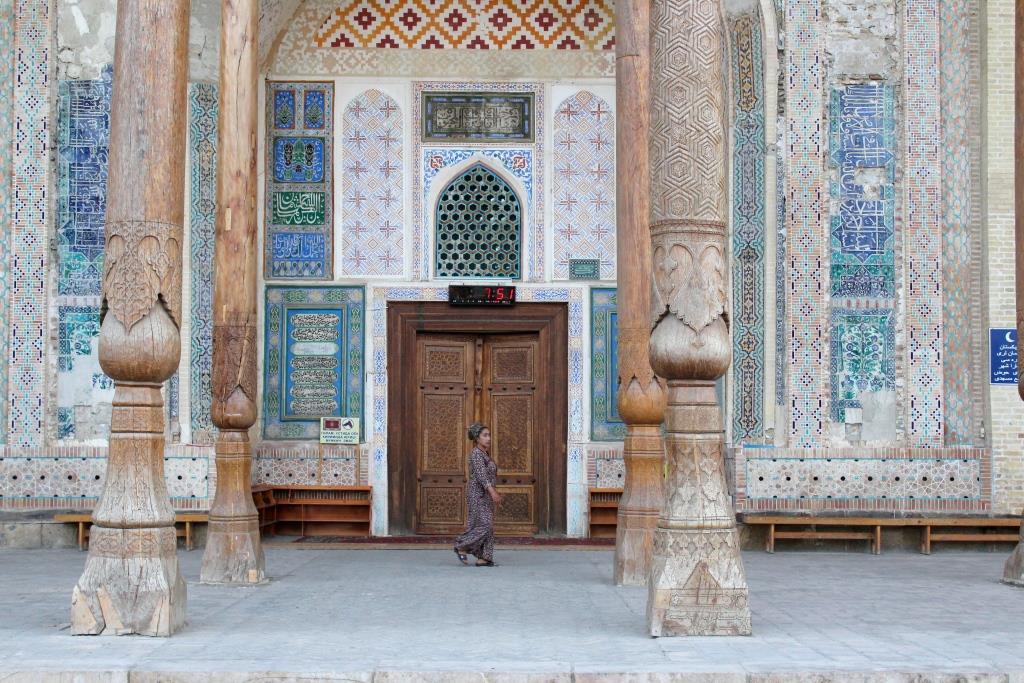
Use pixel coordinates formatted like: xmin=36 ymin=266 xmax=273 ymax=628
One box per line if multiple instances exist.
xmin=612 ymin=0 xmax=667 ymax=588
xmin=200 ymin=0 xmax=266 ymax=585
xmin=70 ymin=0 xmax=191 ymax=636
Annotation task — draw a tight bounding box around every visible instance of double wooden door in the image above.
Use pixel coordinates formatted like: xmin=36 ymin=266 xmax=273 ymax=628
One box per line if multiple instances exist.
xmin=414 ymin=333 xmax=540 ymax=536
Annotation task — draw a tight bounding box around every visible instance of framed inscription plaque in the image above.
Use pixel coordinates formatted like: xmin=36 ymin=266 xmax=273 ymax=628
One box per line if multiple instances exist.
xmin=422 ymin=92 xmax=534 ymax=142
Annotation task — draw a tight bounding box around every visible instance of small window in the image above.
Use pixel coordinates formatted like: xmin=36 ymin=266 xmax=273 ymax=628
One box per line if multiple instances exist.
xmin=434 ymin=164 xmax=522 ymax=279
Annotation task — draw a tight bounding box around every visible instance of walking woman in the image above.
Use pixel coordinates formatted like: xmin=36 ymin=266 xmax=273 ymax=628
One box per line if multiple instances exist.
xmin=454 ymin=422 xmax=502 ymax=566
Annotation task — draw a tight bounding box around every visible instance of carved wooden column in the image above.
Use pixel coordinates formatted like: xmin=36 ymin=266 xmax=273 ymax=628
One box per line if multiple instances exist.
xmin=613 ymin=0 xmax=667 ymax=587
xmin=200 ymin=0 xmax=265 ymax=585
xmin=1003 ymin=0 xmax=1024 ymax=586
xmin=71 ymin=0 xmax=190 ymax=636
xmin=645 ymin=0 xmax=751 ymax=635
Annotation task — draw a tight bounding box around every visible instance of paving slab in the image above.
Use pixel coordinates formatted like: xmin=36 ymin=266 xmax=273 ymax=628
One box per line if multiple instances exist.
xmin=0 ymin=547 xmax=1023 ymax=681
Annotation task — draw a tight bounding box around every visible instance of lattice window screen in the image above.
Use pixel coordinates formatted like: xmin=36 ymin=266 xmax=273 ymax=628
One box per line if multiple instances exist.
xmin=434 ymin=164 xmax=522 ymax=278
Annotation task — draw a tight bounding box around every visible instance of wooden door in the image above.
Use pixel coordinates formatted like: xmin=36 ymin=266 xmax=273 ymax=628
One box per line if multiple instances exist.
xmin=483 ymin=335 xmax=540 ymax=536
xmin=412 ymin=332 xmax=540 ymax=536
xmin=414 ymin=334 xmax=476 ymax=535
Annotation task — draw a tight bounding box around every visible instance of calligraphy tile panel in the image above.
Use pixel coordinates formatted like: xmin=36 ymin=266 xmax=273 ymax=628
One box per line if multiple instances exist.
xmin=422 ymin=92 xmax=534 ymax=142
xmin=552 ymin=91 xmax=615 ymax=281
xmin=57 ymin=69 xmax=111 ymax=297
xmin=828 ymin=84 xmax=896 ymax=299
xmin=188 ymin=83 xmax=218 ymax=440
xmin=264 ymin=286 xmax=364 ymax=440
xmin=341 ymin=90 xmax=404 ymax=277
xmin=729 ymin=13 xmax=766 ymax=443
xmin=265 ymin=81 xmax=334 ymax=280
xmin=590 ymin=288 xmax=623 ymax=441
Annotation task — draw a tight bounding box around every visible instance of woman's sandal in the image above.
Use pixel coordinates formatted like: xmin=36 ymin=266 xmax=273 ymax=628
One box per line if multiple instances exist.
xmin=475 ymin=559 xmax=497 ymax=567
xmin=454 ymin=546 xmax=469 ymax=565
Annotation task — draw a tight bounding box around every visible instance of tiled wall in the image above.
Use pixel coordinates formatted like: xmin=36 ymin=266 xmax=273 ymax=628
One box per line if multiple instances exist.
xmin=590 ymin=288 xmax=622 ymax=440
xmin=55 ymin=70 xmax=114 ymax=442
xmin=0 ymin=0 xmax=13 ymax=442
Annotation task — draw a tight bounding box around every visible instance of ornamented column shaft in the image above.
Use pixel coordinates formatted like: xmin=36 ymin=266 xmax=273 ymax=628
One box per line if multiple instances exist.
xmin=613 ymin=0 xmax=667 ymax=587
xmin=200 ymin=0 xmax=265 ymax=585
xmin=71 ymin=0 xmax=191 ymax=636
xmin=645 ymin=0 xmax=751 ymax=636
xmin=1003 ymin=0 xmax=1024 ymax=586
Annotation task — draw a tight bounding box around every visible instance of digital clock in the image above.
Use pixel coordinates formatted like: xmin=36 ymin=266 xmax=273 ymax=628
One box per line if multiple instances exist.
xmin=448 ymin=285 xmax=517 ymax=305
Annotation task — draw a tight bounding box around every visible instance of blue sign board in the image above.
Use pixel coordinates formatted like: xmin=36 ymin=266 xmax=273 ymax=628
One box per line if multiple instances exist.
xmin=990 ymin=328 xmax=1018 ymax=385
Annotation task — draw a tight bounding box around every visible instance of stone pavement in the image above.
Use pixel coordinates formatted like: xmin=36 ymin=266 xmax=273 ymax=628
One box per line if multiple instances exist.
xmin=1 ymin=546 xmax=1023 ymax=681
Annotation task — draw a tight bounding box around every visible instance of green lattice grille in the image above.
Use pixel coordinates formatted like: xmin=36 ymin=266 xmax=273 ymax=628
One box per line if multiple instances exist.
xmin=435 ymin=164 xmax=522 ymax=278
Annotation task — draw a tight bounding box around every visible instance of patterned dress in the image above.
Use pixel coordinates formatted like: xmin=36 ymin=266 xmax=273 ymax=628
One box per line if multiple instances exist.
xmin=454 ymin=446 xmax=498 ymax=561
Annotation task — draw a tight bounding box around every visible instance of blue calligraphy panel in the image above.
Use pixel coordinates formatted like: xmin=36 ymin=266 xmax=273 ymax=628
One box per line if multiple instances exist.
xmin=273 ymin=137 xmax=326 ymax=183
xmin=264 ymin=286 xmax=364 ymax=440
xmin=828 ymin=84 xmax=896 ymax=298
xmin=990 ymin=328 xmax=1018 ymax=385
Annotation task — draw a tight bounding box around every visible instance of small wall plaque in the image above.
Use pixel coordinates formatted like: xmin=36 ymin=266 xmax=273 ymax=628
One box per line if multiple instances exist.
xmin=569 ymin=259 xmax=600 ymax=280
xmin=422 ymin=92 xmax=534 ymax=142
xmin=990 ymin=328 xmax=1018 ymax=385
xmin=320 ymin=416 xmax=360 ymax=444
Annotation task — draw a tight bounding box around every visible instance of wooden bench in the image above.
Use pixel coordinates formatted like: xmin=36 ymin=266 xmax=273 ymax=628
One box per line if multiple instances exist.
xmin=742 ymin=514 xmax=1021 ymax=555
xmin=54 ymin=512 xmax=209 ymax=551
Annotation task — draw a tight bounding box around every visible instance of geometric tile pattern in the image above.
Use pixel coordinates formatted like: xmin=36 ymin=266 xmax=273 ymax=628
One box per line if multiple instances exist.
xmin=252 ymin=451 xmax=359 ymax=486
xmin=412 ymin=81 xmax=545 ymax=281
xmin=313 ymin=0 xmax=616 ymax=50
xmin=903 ymin=0 xmax=944 ymax=446
xmin=830 ymin=307 xmax=896 ymax=422
xmin=0 ymin=450 xmax=211 ymax=505
xmin=729 ymin=13 xmax=766 ymax=442
xmin=263 ymin=286 xmax=365 ymax=440
xmin=552 ymin=91 xmax=615 ymax=280
xmin=341 ymin=89 xmax=404 ymax=277
xmin=940 ymin=0 xmax=982 ymax=446
xmin=188 ymin=83 xmax=218 ymax=441
xmin=774 ymin=124 xmax=786 ymax=409
xmin=265 ymin=81 xmax=335 ymax=279
xmin=9 ymin=0 xmax=52 ymax=447
xmin=0 ymin=0 xmax=14 ymax=443
xmin=828 ymin=84 xmax=895 ymax=299
xmin=593 ymin=455 xmax=625 ymax=488
xmin=56 ymin=69 xmax=112 ymax=297
xmin=745 ymin=455 xmax=982 ymax=501
xmin=784 ymin=0 xmax=829 ymax=446
xmin=590 ymin=288 xmax=623 ymax=440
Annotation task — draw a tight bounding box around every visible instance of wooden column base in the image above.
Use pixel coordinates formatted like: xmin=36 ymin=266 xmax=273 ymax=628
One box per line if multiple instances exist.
xmin=614 ymin=425 xmax=664 ymax=586
xmin=647 ymin=526 xmax=750 ymax=636
xmin=200 ymin=522 xmax=265 ymax=585
xmin=646 ymin=382 xmax=750 ymax=637
xmin=71 ymin=526 xmax=186 ymax=636
xmin=200 ymin=432 xmax=265 ymax=585
xmin=1002 ymin=528 xmax=1024 ymax=586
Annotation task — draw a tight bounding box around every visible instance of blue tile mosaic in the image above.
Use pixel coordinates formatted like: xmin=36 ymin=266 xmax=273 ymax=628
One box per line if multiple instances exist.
xmin=264 ymin=286 xmax=364 ymax=440
xmin=57 ymin=67 xmax=112 ymax=297
xmin=830 ymin=308 xmax=896 ymax=421
xmin=591 ymin=288 xmax=624 ymax=441
xmin=273 ymin=137 xmax=326 ymax=183
xmin=304 ymin=89 xmax=327 ymax=129
xmin=273 ymin=88 xmax=296 ymax=129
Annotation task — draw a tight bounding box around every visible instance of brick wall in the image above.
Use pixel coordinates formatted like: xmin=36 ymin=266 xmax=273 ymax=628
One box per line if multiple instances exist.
xmin=986 ymin=0 xmax=1023 ymax=514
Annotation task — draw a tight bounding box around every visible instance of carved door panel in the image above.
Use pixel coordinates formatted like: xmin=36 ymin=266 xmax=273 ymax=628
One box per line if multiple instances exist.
xmin=414 ymin=335 xmax=476 ymax=535
xmin=482 ymin=335 xmax=540 ymax=536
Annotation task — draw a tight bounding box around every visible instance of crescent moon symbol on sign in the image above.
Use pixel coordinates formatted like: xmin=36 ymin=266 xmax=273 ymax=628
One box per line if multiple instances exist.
xmin=1007 ymin=330 xmax=1017 ymax=344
